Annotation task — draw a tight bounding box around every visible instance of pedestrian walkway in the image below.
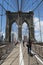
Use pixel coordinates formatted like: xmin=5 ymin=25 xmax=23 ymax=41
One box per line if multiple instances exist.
xmin=1 ymin=44 xmax=19 ymax=65
xmin=21 ymin=42 xmax=43 ymax=65
xmin=1 ymin=43 xmax=43 ymax=65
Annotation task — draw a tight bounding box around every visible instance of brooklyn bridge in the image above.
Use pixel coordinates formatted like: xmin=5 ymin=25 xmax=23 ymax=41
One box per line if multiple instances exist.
xmin=0 ymin=0 xmax=43 ymax=65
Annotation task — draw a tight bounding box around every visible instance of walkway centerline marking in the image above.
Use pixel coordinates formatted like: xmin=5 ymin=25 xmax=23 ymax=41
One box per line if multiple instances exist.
xmin=19 ymin=43 xmax=24 ymax=65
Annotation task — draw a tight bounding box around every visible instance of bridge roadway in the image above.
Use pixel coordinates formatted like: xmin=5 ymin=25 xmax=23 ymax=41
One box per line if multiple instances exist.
xmin=1 ymin=42 xmax=43 ymax=65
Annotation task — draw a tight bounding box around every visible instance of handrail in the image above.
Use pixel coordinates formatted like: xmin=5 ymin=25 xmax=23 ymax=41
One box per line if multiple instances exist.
xmin=32 ymin=42 xmax=43 ymax=46
xmin=0 ymin=45 xmax=6 ymax=49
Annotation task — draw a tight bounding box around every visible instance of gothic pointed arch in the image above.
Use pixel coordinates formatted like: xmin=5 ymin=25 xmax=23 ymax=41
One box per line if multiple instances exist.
xmin=5 ymin=11 xmax=35 ymax=42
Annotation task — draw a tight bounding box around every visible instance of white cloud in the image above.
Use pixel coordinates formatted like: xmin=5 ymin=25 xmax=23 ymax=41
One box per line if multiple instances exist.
xmin=40 ymin=21 xmax=43 ymax=31
xmin=34 ymin=17 xmax=40 ymax=31
xmin=41 ymin=21 xmax=43 ymax=26
xmin=33 ymin=17 xmax=43 ymax=42
xmin=34 ymin=17 xmax=43 ymax=31
xmin=22 ymin=18 xmax=43 ymax=41
xmin=33 ymin=17 xmax=39 ymax=23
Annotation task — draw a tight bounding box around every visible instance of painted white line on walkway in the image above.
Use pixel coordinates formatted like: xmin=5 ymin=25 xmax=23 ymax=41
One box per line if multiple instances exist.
xmin=31 ymin=51 xmax=43 ymax=64
xmin=19 ymin=44 xmax=24 ymax=65
xmin=35 ymin=55 xmax=43 ymax=64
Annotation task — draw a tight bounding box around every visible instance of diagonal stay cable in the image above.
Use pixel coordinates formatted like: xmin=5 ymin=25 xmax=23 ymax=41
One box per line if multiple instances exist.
xmin=33 ymin=0 xmax=43 ymax=11
xmin=0 ymin=4 xmax=6 ymax=11
xmin=32 ymin=0 xmax=37 ymax=5
xmin=11 ymin=0 xmax=18 ymax=11
xmin=3 ymin=0 xmax=16 ymax=10
xmin=22 ymin=0 xmax=29 ymax=10
xmin=23 ymin=0 xmax=30 ymax=12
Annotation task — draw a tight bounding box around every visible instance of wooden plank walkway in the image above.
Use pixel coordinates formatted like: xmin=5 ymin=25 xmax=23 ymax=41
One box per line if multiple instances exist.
xmin=1 ymin=44 xmax=19 ymax=65
xmin=1 ymin=43 xmax=43 ymax=65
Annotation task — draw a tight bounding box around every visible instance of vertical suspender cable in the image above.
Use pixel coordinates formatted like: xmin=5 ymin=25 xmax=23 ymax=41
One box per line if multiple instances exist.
xmin=7 ymin=0 xmax=9 ymax=10
xmin=0 ymin=0 xmax=3 ymax=40
xmin=0 ymin=15 xmax=2 ymax=33
xmin=38 ymin=9 xmax=42 ymax=42
xmin=20 ymin=0 xmax=22 ymax=11
xmin=1 ymin=0 xmax=3 ymax=34
xmin=17 ymin=0 xmax=19 ymax=11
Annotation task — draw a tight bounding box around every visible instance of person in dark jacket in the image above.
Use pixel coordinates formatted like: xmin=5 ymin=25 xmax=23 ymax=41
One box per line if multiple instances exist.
xmin=29 ymin=39 xmax=32 ymax=52
xmin=26 ymin=39 xmax=32 ymax=54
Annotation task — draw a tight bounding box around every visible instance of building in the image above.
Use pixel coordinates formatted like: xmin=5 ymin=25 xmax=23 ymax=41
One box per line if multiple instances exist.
xmin=24 ymin=36 xmax=28 ymax=42
xmin=11 ymin=32 xmax=14 ymax=43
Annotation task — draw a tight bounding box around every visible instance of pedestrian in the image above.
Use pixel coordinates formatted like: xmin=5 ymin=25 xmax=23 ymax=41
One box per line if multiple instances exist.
xmin=26 ymin=42 xmax=29 ymax=54
xmin=26 ymin=39 xmax=32 ymax=54
xmin=29 ymin=39 xmax=32 ymax=53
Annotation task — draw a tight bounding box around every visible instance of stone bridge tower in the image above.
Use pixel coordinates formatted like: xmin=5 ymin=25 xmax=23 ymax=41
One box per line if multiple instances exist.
xmin=5 ymin=11 xmax=35 ymax=42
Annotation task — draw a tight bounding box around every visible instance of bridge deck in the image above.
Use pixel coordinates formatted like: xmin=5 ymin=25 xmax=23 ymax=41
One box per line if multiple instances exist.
xmin=1 ymin=43 xmax=43 ymax=65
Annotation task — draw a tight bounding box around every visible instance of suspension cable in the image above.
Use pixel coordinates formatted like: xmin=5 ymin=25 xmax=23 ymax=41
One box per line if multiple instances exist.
xmin=0 ymin=0 xmax=3 ymax=35
xmin=0 ymin=4 xmax=6 ymax=11
xmin=20 ymin=0 xmax=22 ymax=11
xmin=38 ymin=8 xmax=42 ymax=42
xmin=7 ymin=0 xmax=9 ymax=10
xmin=23 ymin=0 xmax=30 ymax=12
xmin=22 ymin=0 xmax=27 ymax=9
xmin=33 ymin=0 xmax=43 ymax=11
xmin=17 ymin=0 xmax=19 ymax=11
xmin=32 ymin=0 xmax=37 ymax=5
xmin=3 ymin=0 xmax=16 ymax=11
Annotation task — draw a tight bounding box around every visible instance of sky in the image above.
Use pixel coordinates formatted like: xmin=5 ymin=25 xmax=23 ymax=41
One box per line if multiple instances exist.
xmin=0 ymin=0 xmax=43 ymax=42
